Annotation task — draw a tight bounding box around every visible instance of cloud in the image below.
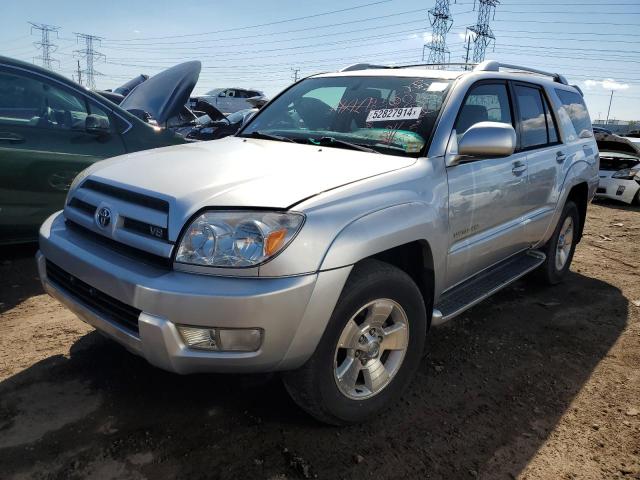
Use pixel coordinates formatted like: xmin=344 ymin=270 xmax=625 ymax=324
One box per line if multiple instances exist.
xmin=583 ymin=78 xmax=630 ymax=91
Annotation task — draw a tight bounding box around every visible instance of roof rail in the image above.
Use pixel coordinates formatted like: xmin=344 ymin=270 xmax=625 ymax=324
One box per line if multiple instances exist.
xmin=340 ymin=63 xmax=390 ymax=72
xmin=474 ymin=60 xmax=569 ymax=85
xmin=340 ymin=62 xmax=476 ymax=72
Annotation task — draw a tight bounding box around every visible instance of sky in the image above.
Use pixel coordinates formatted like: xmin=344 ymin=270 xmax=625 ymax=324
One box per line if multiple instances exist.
xmin=2 ymin=0 xmax=640 ymax=122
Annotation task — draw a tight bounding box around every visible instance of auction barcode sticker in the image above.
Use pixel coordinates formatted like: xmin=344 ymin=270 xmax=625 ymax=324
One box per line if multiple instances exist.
xmin=366 ymin=107 xmax=421 ymax=122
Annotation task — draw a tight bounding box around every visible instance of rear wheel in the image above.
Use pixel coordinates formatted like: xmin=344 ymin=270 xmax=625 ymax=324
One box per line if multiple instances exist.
xmin=535 ymin=200 xmax=580 ymax=285
xmin=283 ymin=259 xmax=427 ymax=425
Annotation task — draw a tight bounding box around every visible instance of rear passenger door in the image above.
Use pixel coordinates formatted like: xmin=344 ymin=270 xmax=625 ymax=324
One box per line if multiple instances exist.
xmin=445 ymin=81 xmax=530 ymax=288
xmin=511 ymin=82 xmax=564 ymax=243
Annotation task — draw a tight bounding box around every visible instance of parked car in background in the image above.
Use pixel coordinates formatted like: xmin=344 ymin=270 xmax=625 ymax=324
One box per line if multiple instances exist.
xmin=38 ymin=60 xmax=598 ymax=424
xmin=595 ymin=131 xmax=640 ymax=204
xmin=0 ymin=56 xmax=187 ymax=245
xmin=190 ymin=87 xmax=268 ymax=113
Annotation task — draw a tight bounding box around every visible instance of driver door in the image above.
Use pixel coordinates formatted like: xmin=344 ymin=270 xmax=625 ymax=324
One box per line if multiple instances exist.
xmin=0 ymin=66 xmax=125 ymax=243
xmin=445 ymin=81 xmax=530 ymax=288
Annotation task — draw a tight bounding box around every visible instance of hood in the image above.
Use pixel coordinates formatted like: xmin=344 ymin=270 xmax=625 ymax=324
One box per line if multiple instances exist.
xmin=595 ymin=131 xmax=640 ymax=157
xmin=87 ymin=136 xmax=416 ymax=216
xmin=120 ymin=61 xmax=201 ymax=124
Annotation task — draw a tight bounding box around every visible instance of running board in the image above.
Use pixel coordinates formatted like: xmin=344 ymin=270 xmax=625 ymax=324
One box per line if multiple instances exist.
xmin=432 ymin=250 xmax=546 ymax=326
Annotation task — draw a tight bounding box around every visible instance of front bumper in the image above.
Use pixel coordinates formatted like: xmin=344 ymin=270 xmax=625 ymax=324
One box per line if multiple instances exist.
xmin=38 ymin=212 xmax=351 ymax=374
xmin=595 ymin=175 xmax=640 ymax=204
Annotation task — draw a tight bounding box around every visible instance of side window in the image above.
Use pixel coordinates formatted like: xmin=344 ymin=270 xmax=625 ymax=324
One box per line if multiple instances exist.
xmin=514 ymin=85 xmax=548 ymax=149
xmin=455 ymin=83 xmax=512 ymax=136
xmin=542 ymin=93 xmax=559 ymax=144
xmin=0 ymin=70 xmax=46 ymax=126
xmin=0 ymin=69 xmax=90 ymax=130
xmin=555 ymin=89 xmax=592 ymax=139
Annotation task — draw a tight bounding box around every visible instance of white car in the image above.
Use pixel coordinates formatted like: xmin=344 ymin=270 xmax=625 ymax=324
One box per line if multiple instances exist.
xmin=595 ymin=133 xmax=640 ymax=205
xmin=190 ymin=88 xmax=268 ymax=114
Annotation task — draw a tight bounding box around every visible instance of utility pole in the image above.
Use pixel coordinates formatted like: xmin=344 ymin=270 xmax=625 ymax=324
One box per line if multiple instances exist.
xmin=468 ymin=0 xmax=499 ymax=64
xmin=74 ymin=33 xmax=105 ymax=90
xmin=291 ymin=67 xmax=300 ymax=82
xmin=606 ymin=90 xmax=614 ymax=125
xmin=75 ymin=60 xmax=83 ymax=86
xmin=423 ymin=0 xmax=454 ymax=69
xmin=463 ymin=31 xmax=472 ymax=69
xmin=29 ymin=22 xmax=60 ymax=70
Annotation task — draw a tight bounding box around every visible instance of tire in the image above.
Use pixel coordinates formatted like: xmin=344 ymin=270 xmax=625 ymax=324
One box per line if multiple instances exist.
xmin=283 ymin=259 xmax=427 ymax=425
xmin=534 ymin=200 xmax=580 ymax=285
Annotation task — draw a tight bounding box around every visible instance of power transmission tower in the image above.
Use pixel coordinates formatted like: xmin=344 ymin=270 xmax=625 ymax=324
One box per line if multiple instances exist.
xmin=29 ymin=22 xmax=60 ymax=70
xmin=422 ymin=0 xmax=454 ymax=69
xmin=74 ymin=33 xmax=105 ymax=90
xmin=291 ymin=67 xmax=300 ymax=82
xmin=467 ymin=0 xmax=499 ymax=64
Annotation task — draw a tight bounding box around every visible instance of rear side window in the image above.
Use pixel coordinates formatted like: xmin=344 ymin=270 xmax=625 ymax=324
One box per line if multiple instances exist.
xmin=514 ymin=84 xmax=559 ymax=149
xmin=556 ymin=89 xmax=592 ymax=139
xmin=514 ymin=85 xmax=547 ymax=149
xmin=455 ymin=83 xmax=512 ymax=136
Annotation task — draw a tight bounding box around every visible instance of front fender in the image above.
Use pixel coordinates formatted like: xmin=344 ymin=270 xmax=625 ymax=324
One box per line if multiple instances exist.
xmin=319 ymin=202 xmax=449 ymax=297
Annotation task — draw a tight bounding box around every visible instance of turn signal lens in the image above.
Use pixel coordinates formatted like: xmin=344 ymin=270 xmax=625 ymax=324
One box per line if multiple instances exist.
xmin=265 ymin=228 xmax=287 ymax=256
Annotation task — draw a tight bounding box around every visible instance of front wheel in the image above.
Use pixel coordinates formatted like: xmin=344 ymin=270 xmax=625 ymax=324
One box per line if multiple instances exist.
xmin=535 ymin=200 xmax=580 ymax=285
xmin=283 ymin=259 xmax=427 ymax=425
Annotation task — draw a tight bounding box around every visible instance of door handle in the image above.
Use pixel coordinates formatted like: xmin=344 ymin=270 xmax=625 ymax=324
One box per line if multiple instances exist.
xmin=0 ymin=132 xmax=25 ymax=144
xmin=512 ymin=161 xmax=527 ymax=175
xmin=556 ymin=151 xmax=567 ymax=163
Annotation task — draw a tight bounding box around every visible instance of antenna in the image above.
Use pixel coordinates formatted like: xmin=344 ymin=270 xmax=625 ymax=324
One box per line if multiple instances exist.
xmin=423 ymin=0 xmax=454 ymax=69
xmin=29 ymin=22 xmax=60 ymax=70
xmin=467 ymin=0 xmax=499 ymax=64
xmin=74 ymin=32 xmax=105 ymax=90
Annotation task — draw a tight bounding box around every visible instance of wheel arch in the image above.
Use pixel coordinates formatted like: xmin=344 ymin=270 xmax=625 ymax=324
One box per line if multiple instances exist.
xmin=319 ymin=202 xmax=444 ymax=324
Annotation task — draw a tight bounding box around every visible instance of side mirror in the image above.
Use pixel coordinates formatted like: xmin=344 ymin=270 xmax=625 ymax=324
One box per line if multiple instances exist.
xmin=456 ymin=121 xmax=516 ymax=161
xmin=85 ymin=114 xmax=111 ymax=136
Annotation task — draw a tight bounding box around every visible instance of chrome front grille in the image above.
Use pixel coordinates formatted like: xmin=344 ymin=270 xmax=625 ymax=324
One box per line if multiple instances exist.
xmin=64 ymin=179 xmax=173 ymax=259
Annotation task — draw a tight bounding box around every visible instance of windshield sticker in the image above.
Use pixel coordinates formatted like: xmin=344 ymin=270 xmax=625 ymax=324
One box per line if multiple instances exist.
xmin=366 ymin=107 xmax=421 ymax=122
xmin=427 ymin=82 xmax=450 ymax=92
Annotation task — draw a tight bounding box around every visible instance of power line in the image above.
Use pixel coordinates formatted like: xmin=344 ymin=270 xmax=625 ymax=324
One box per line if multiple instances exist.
xmin=106 ymin=0 xmax=392 ymax=42
xmin=29 ymin=22 xmax=60 ymax=70
xmin=74 ymin=33 xmax=105 ymax=89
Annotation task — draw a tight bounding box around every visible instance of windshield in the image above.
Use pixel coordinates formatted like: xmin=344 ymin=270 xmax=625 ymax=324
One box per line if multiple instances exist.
xmin=240 ymin=75 xmax=452 ymax=157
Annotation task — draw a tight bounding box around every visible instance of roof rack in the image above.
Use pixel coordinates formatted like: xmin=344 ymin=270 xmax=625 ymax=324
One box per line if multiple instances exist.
xmin=474 ymin=60 xmax=568 ymax=85
xmin=340 ymin=62 xmax=476 ymax=72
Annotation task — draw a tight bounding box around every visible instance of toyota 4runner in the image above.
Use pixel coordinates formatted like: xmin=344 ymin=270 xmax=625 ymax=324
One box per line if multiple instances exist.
xmin=37 ymin=61 xmax=599 ymax=424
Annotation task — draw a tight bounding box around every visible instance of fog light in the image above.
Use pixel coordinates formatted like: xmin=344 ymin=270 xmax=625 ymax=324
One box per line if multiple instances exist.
xmin=177 ymin=325 xmax=262 ymax=352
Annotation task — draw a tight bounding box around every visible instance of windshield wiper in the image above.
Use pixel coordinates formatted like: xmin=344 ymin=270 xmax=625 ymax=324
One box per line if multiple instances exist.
xmin=243 ymin=131 xmax=296 ymax=143
xmin=313 ymin=136 xmax=379 ymax=154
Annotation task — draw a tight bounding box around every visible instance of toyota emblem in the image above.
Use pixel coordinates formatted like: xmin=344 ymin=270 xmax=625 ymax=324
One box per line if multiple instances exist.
xmin=96 ymin=207 xmax=112 ymax=228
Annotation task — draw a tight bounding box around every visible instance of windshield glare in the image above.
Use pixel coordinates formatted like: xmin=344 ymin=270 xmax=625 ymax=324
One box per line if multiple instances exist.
xmin=240 ymin=76 xmax=451 ymax=156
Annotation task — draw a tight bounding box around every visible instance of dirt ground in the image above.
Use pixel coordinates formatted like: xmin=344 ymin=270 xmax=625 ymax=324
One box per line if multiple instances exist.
xmin=0 ymin=201 xmax=638 ymax=480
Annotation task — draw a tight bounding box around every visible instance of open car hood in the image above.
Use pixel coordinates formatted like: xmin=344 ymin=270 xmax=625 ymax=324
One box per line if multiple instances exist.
xmin=595 ymin=131 xmax=640 ymax=157
xmin=120 ymin=61 xmax=201 ymax=124
xmin=191 ymin=97 xmax=227 ymax=122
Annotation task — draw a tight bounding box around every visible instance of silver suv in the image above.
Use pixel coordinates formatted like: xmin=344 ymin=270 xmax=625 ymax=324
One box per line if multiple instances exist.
xmin=37 ymin=61 xmax=599 ymax=424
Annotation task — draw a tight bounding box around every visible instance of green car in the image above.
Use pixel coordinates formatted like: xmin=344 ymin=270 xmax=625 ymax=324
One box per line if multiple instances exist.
xmin=0 ymin=56 xmax=194 ymax=245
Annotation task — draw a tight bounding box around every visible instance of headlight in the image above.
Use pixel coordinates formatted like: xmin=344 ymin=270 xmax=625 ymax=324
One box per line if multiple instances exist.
xmin=612 ymin=167 xmax=640 ymax=179
xmin=175 ymin=211 xmax=304 ymax=268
